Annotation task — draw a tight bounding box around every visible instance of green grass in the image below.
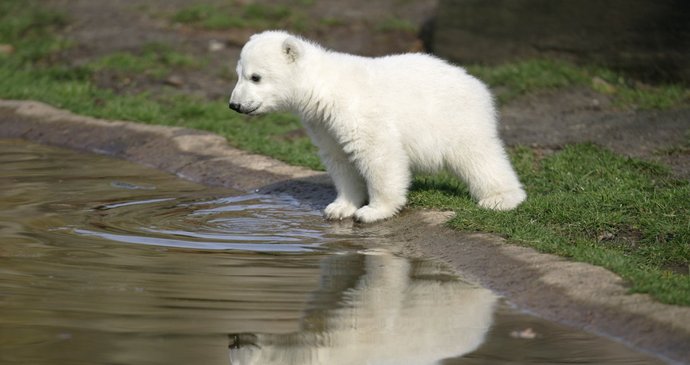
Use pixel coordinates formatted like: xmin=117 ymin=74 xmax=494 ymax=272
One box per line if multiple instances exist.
xmin=0 ymin=65 xmax=322 ymax=169
xmin=467 ymin=60 xmax=588 ymax=103
xmin=410 ymin=145 xmax=690 ymax=305
xmin=87 ymin=43 xmax=199 ymax=78
xmin=375 ymin=17 xmax=417 ymax=33
xmin=1 ymin=0 xmax=689 ymax=305
xmin=171 ymin=3 xmax=304 ymax=31
xmin=468 ymin=59 xmax=690 ymax=109
xmin=0 ymin=0 xmax=70 ymax=64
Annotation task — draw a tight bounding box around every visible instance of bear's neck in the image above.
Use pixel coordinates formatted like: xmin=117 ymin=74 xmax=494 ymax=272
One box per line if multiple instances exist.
xmin=290 ymin=84 xmax=337 ymax=124
xmin=289 ymin=52 xmax=345 ymax=125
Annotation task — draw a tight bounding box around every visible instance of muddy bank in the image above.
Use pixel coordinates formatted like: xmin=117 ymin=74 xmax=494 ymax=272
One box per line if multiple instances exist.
xmin=1 ymin=99 xmax=689 ymax=364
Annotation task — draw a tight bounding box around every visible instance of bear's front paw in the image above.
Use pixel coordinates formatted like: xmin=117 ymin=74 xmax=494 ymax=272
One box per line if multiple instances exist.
xmin=324 ymin=200 xmax=358 ymax=220
xmin=354 ymin=205 xmax=396 ymax=223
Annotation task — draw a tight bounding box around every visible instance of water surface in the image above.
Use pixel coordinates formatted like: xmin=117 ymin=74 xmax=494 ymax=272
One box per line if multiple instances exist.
xmin=0 ymin=140 xmax=663 ymax=364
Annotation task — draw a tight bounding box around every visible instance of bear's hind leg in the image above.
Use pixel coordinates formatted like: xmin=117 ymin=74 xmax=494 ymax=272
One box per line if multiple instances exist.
xmin=447 ymin=141 xmax=526 ymax=211
xmin=477 ymin=189 xmax=526 ymax=211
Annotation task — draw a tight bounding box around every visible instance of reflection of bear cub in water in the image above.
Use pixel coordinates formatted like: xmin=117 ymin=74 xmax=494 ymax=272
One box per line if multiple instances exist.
xmin=228 ymin=251 xmax=497 ymax=365
xmin=229 ymin=31 xmax=526 ymax=223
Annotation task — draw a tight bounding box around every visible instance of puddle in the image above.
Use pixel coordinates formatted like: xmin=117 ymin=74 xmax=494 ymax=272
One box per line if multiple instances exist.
xmin=0 ymin=140 xmax=664 ymax=364
xmin=73 ymin=193 xmax=331 ymax=252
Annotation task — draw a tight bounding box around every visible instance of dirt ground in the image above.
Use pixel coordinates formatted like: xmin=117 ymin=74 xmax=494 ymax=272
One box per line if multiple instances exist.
xmin=47 ymin=0 xmax=690 ymax=178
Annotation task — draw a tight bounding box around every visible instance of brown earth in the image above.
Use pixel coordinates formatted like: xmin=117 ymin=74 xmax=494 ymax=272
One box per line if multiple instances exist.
xmin=47 ymin=0 xmax=690 ymax=177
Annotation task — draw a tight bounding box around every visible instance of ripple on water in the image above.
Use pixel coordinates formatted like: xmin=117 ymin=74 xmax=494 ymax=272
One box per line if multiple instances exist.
xmin=71 ymin=193 xmax=332 ymax=253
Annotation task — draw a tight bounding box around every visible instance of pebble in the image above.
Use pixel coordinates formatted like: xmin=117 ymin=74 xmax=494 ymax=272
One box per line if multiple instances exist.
xmin=165 ymin=75 xmax=184 ymax=87
xmin=0 ymin=44 xmax=15 ymax=55
xmin=209 ymin=39 xmax=225 ymax=52
xmin=510 ymin=327 xmax=538 ymax=339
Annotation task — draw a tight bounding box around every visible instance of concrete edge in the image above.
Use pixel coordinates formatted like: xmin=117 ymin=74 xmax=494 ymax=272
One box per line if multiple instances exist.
xmin=0 ymin=99 xmax=325 ymax=192
xmin=1 ymin=99 xmax=688 ymax=364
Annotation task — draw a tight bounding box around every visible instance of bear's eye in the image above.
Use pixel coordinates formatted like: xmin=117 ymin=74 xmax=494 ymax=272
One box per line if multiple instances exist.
xmin=250 ymin=74 xmax=261 ymax=83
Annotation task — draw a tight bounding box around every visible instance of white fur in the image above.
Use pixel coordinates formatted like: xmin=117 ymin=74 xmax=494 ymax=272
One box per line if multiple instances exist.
xmin=229 ymin=31 xmax=526 ymax=223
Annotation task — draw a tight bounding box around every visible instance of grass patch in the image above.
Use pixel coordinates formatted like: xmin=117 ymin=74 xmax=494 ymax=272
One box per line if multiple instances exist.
xmin=319 ymin=17 xmax=347 ymax=27
xmin=467 ymin=59 xmax=588 ymax=103
xmin=468 ymin=59 xmax=690 ymax=109
xmin=0 ymin=0 xmax=70 ymax=64
xmin=87 ymin=43 xmax=199 ymax=78
xmin=410 ymin=145 xmax=690 ymax=305
xmin=375 ymin=17 xmax=417 ymax=33
xmin=171 ymin=3 xmax=307 ymax=31
xmin=0 ymin=64 xmax=321 ymax=169
xmin=2 ymin=0 xmax=689 ymax=305
xmin=0 ymin=0 xmax=318 ymax=169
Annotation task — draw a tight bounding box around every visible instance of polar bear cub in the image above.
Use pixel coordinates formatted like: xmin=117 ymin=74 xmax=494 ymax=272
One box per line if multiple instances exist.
xmin=229 ymin=31 xmax=526 ymax=223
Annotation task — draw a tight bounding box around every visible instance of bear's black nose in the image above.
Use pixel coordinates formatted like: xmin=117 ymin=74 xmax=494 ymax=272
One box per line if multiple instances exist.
xmin=229 ymin=102 xmax=241 ymax=112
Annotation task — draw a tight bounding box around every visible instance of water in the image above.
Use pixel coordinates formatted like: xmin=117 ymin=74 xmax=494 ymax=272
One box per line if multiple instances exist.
xmin=0 ymin=140 xmax=664 ymax=365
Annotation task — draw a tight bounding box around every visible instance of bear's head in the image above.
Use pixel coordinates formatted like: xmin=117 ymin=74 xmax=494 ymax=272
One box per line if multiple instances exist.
xmin=228 ymin=31 xmax=305 ymax=116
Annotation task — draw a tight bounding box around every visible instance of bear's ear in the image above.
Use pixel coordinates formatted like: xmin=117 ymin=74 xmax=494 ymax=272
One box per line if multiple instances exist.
xmin=282 ymin=36 xmax=303 ymax=63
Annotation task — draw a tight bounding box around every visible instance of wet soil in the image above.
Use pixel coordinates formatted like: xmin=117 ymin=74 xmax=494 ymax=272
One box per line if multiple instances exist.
xmin=47 ymin=0 xmax=690 ymax=178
